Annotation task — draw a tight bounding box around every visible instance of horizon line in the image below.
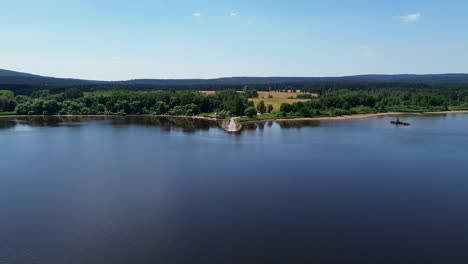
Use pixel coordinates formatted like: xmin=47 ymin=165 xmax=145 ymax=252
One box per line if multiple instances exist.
xmin=1 ymin=68 xmax=468 ymax=82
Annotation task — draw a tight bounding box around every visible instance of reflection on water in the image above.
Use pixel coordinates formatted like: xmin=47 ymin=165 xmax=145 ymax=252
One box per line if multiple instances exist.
xmin=277 ymin=120 xmax=321 ymax=129
xmin=0 ymin=119 xmax=16 ymax=130
xmin=110 ymin=116 xmax=218 ymax=132
xmin=0 ymin=114 xmax=462 ymax=134
xmin=0 ymin=116 xmax=220 ymax=133
xmin=1 ymin=116 xmax=325 ymax=133
xmin=242 ymin=120 xmax=320 ymax=131
xmin=1 ymin=114 xmax=468 ymax=264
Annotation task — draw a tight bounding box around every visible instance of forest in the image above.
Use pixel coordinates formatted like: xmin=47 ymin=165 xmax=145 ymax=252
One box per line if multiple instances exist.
xmin=1 ymin=84 xmax=468 ymax=119
xmin=275 ymin=88 xmax=468 ymax=119
xmin=4 ymin=81 xmax=468 ymax=96
xmin=0 ymin=89 xmax=249 ymax=118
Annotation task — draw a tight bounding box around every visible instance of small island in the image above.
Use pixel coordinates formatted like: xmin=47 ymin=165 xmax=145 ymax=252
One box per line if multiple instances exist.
xmin=390 ymin=118 xmax=411 ymax=126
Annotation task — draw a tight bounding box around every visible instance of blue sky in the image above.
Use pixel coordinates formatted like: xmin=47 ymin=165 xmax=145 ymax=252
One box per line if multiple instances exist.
xmin=1 ymin=0 xmax=467 ymax=80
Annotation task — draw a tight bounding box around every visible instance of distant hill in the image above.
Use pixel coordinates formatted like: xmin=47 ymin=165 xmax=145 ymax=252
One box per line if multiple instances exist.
xmin=119 ymin=74 xmax=468 ymax=86
xmin=0 ymin=69 xmax=102 ymax=86
xmin=0 ymin=69 xmax=39 ymax=78
xmin=1 ymin=69 xmax=468 ymax=87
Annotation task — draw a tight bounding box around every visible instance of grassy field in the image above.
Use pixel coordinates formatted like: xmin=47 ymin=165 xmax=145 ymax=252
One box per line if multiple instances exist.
xmin=251 ymin=91 xmax=316 ymax=112
xmin=0 ymin=112 xmax=15 ymax=115
xmin=199 ymin=91 xmax=216 ymax=95
xmin=197 ymin=112 xmax=216 ymax=118
xmin=238 ymin=113 xmax=279 ymax=123
xmin=199 ymin=90 xmax=316 ymax=112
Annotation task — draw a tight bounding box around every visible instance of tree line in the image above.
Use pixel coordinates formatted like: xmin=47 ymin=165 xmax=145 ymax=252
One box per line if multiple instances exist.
xmin=0 ymin=89 xmax=250 ymax=117
xmin=2 ymin=86 xmax=468 ymax=119
xmin=276 ymin=89 xmax=468 ymax=118
xmin=5 ymin=82 xmax=468 ymax=96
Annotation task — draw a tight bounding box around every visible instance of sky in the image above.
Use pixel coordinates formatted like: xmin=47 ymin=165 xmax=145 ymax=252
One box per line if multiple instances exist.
xmin=1 ymin=0 xmax=467 ymax=80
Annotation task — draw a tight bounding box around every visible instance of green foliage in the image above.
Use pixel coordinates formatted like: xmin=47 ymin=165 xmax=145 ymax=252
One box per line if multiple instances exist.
xmin=0 ymin=90 xmax=16 ymax=112
xmin=43 ymin=100 xmax=61 ymax=115
xmin=31 ymin=90 xmax=50 ymax=99
xmin=15 ymin=102 xmax=31 ymax=115
xmin=257 ymin=100 xmax=266 ymax=114
xmin=244 ymin=107 xmax=257 ymax=118
xmin=218 ymin=90 xmax=248 ymax=116
xmin=238 ymin=113 xmax=279 ymax=122
xmin=64 ymin=88 xmax=84 ymax=100
xmin=267 ymin=104 xmax=274 ymax=113
xmin=280 ymin=103 xmax=293 ymax=113
xmin=343 ymin=102 xmax=351 ymax=110
xmin=296 ymin=93 xmax=312 ymax=99
xmin=0 ymin=90 xmax=14 ymax=98
xmin=9 ymin=90 xmax=247 ymax=117
xmin=243 ymin=87 xmax=259 ymax=98
xmin=3 ymin=86 xmax=468 ymax=118
xmin=276 ymin=89 xmax=462 ymax=118
xmin=216 ymin=110 xmax=231 ymax=119
xmin=349 ymin=106 xmax=378 ymax=114
xmin=449 ymin=103 xmax=468 ymax=111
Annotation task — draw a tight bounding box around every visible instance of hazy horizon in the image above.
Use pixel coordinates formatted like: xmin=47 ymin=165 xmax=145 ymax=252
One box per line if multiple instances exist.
xmin=3 ymin=67 xmax=468 ymax=82
xmin=1 ymin=0 xmax=468 ymax=81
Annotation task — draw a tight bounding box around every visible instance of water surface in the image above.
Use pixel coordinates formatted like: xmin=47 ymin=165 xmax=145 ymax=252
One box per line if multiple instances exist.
xmin=1 ymin=115 xmax=468 ymax=264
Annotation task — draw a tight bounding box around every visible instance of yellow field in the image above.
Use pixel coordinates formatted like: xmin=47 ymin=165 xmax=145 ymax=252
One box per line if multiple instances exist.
xmin=199 ymin=91 xmax=216 ymax=95
xmin=251 ymin=91 xmax=316 ymax=112
xmin=199 ymin=91 xmax=316 ymax=112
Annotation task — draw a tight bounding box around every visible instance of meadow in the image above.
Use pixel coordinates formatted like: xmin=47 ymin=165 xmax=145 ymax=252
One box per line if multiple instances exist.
xmin=251 ymin=91 xmax=316 ymax=112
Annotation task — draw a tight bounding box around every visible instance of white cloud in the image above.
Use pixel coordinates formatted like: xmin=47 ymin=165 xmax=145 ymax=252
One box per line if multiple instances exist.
xmin=397 ymin=13 xmax=422 ymax=23
xmin=230 ymin=12 xmax=238 ymax=17
xmin=192 ymin=12 xmax=202 ymax=17
xmin=111 ymin=56 xmax=121 ymax=61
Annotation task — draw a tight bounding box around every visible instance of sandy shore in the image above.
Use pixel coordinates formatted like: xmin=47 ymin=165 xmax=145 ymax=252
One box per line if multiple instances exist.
xmin=241 ymin=111 xmax=468 ymax=124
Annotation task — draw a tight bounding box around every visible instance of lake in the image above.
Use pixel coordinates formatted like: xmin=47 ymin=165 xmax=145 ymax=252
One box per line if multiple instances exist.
xmin=1 ymin=115 xmax=468 ymax=264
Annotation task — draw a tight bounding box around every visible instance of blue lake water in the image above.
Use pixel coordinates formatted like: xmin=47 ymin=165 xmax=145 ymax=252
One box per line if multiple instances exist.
xmin=1 ymin=115 xmax=468 ymax=263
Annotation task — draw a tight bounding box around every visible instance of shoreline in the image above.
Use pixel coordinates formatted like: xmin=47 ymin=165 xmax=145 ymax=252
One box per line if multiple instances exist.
xmin=240 ymin=110 xmax=468 ymax=125
xmin=1 ymin=111 xmax=468 ymax=127
xmin=0 ymin=114 xmax=218 ymax=122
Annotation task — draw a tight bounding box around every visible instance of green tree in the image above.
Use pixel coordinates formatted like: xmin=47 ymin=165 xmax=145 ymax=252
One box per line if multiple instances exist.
xmin=244 ymin=107 xmax=257 ymax=118
xmin=280 ymin=103 xmax=292 ymax=113
xmin=15 ymin=102 xmax=32 ymax=115
xmin=0 ymin=90 xmax=16 ymax=112
xmin=152 ymin=101 xmax=169 ymax=115
xmin=267 ymin=104 xmax=274 ymax=113
xmin=343 ymin=102 xmax=351 ymax=110
xmin=31 ymin=90 xmax=50 ymax=99
xmin=91 ymin=103 xmax=106 ymax=114
xmin=0 ymin=90 xmax=14 ymax=98
xmin=64 ymin=88 xmax=83 ymax=100
xmin=184 ymin=103 xmax=200 ymax=116
xmin=31 ymin=99 xmax=45 ymax=115
xmin=257 ymin=100 xmax=266 ymax=114
xmin=243 ymin=87 xmax=259 ymax=98
xmin=168 ymin=106 xmax=185 ymax=115
xmin=43 ymin=100 xmax=60 ymax=115
xmin=129 ymin=100 xmax=142 ymax=114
